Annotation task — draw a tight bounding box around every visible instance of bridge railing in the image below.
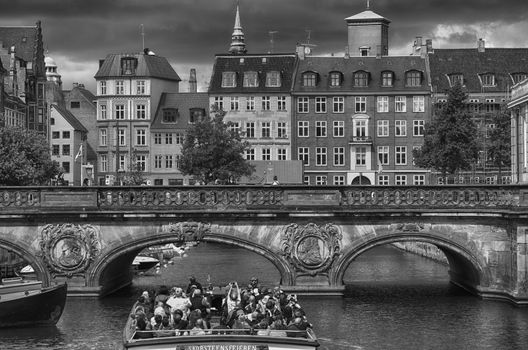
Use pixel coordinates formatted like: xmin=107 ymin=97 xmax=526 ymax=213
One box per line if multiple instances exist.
xmin=0 ymin=185 xmax=525 ymax=214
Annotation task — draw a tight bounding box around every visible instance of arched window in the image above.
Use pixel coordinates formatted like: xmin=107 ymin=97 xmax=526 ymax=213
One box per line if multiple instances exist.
xmin=406 ymin=70 xmax=422 ymax=87
xmin=329 ymin=71 xmax=343 ymax=87
xmin=302 ymin=71 xmax=318 ymax=87
xmin=381 ymin=71 xmax=394 ymax=87
xmin=354 ymin=71 xmax=369 ymax=87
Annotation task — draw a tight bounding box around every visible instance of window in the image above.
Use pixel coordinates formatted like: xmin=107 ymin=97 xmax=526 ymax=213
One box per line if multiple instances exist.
xmin=512 ymin=73 xmax=528 ymax=84
xmin=228 ymin=122 xmax=240 ymax=134
xmin=245 ymin=122 xmax=255 ymax=138
xmin=395 ymin=120 xmax=407 ymax=136
xmin=304 ymin=176 xmax=310 ymax=185
xmin=355 ymin=97 xmax=366 ymax=113
xmin=230 ymin=97 xmax=239 ymax=111
xmin=378 ymin=175 xmax=389 ymax=185
xmin=154 ymin=179 xmax=163 ymax=186
xmin=246 ymin=96 xmax=255 ymax=111
xmin=100 ymin=155 xmax=107 ymax=172
xmin=154 ymin=133 xmax=162 ymax=145
xmin=354 ymin=119 xmax=367 ymax=140
xmin=154 ymin=155 xmax=163 ymax=169
xmin=243 ymin=72 xmax=258 ymax=87
xmin=395 ymin=96 xmax=406 ymax=112
xmin=333 ymin=97 xmax=344 ymax=113
xmin=262 ymin=96 xmax=271 ymax=111
xmin=266 ymin=71 xmax=281 ymax=87
xmin=161 ymin=108 xmax=177 ymax=123
xmin=214 ymin=97 xmax=224 ymax=110
xmin=52 ymin=131 xmax=60 ymax=139
xmin=381 ymin=71 xmax=393 ymax=87
xmin=70 ymin=101 xmax=80 ymax=108
xmin=378 ymin=146 xmax=389 ymax=165
xmin=245 ymin=149 xmax=255 ymax=160
xmin=62 ymin=161 xmax=70 ymax=174
xmin=355 ymin=147 xmax=366 ymax=166
xmin=62 ymin=131 xmax=70 ymax=139
xmin=298 ymin=121 xmax=309 ymax=137
xmin=297 ymin=97 xmax=309 ymax=113
xmin=175 ymin=133 xmax=184 ymax=144
xmin=333 ymin=175 xmax=345 ymax=185
xmin=165 ymin=155 xmax=173 ymax=169
xmin=165 ymin=133 xmax=173 ymax=144
xmin=413 ymin=175 xmax=425 ymax=185
xmin=277 ymin=122 xmax=287 ymax=138
xmin=100 ymin=104 xmax=107 ymax=120
xmin=261 ymin=148 xmax=271 ymax=161
xmin=277 ymin=96 xmax=287 ymax=111
xmin=121 ymin=57 xmax=137 ymax=75
xmin=222 ymin=72 xmax=236 ymax=87
xmin=261 ymin=122 xmax=271 ymax=138
xmin=315 ymin=97 xmax=327 ymax=113
xmin=395 ymin=175 xmax=407 ymax=185
xmin=115 ymin=104 xmax=125 ymax=119
xmin=298 ymin=147 xmax=309 ymax=165
xmin=334 ymin=147 xmax=345 ymax=166
xmin=316 ymin=121 xmax=327 ymax=137
xmin=278 ymin=148 xmax=287 ymax=160
xmin=481 ymin=74 xmax=496 ymax=87
xmin=396 ymin=146 xmax=407 ymax=165
xmin=449 ymin=74 xmax=464 ymax=86
xmin=354 ymin=71 xmax=368 ymax=87
xmin=330 ymin=72 xmax=342 ymax=87
xmin=136 ymin=80 xmax=146 ymax=95
xmin=303 ymin=72 xmax=317 ymax=87
xmin=413 ymin=120 xmax=425 ymax=136
xmin=190 ymin=108 xmax=206 ymax=123
xmin=333 ymin=121 xmax=344 ymax=137
xmin=135 ymin=129 xmax=147 ymax=146
xmin=316 ymin=147 xmax=327 ymax=166
xmin=413 ymin=96 xmax=425 ymax=112
xmin=136 ymin=155 xmax=147 ymax=172
xmin=100 ymin=81 xmax=107 ymax=95
xmin=406 ymin=71 xmax=422 ymax=86
xmin=136 ymin=104 xmax=147 ymax=119
xmin=377 ymin=96 xmax=389 ymax=113
xmin=52 ymin=144 xmax=59 ymax=156
xmin=117 ymin=128 xmax=126 ymax=146
xmin=100 ymin=129 xmax=107 ymax=146
xmin=115 ymin=80 xmax=125 ymax=95
xmin=50 ymin=118 xmax=55 ymax=126
xmin=315 ymin=176 xmax=327 ymax=185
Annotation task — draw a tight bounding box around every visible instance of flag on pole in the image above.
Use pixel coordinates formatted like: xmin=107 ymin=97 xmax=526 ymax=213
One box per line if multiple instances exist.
xmin=75 ymin=144 xmax=83 ymax=162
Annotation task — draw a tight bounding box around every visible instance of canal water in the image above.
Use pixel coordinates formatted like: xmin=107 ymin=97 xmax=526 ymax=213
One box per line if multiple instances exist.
xmin=1 ymin=242 xmax=527 ymax=350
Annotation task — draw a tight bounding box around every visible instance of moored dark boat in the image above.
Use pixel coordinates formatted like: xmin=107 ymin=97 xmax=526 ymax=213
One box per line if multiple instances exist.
xmin=0 ymin=277 xmax=67 ymax=328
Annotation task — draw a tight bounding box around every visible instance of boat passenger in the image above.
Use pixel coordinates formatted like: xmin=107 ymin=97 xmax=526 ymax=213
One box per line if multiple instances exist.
xmin=189 ymin=318 xmax=206 ymax=335
xmin=186 ymin=276 xmax=203 ymax=294
xmin=151 ymin=314 xmax=163 ymax=330
xmin=171 ymin=309 xmax=189 ymax=334
xmin=155 ymin=315 xmax=175 ymax=337
xmin=154 ymin=285 xmax=171 ymax=304
xmin=166 ymin=287 xmax=191 ymax=319
xmin=224 ymin=282 xmax=241 ymax=315
xmin=134 ymin=317 xmax=154 ymax=339
xmin=244 ymin=295 xmax=258 ymax=314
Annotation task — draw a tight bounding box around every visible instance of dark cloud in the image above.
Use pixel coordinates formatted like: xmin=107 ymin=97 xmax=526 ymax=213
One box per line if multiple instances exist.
xmin=1 ymin=0 xmax=527 ymax=90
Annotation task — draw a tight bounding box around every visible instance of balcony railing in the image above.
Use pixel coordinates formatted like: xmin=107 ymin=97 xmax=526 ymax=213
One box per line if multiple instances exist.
xmin=350 ymin=135 xmax=373 ymax=144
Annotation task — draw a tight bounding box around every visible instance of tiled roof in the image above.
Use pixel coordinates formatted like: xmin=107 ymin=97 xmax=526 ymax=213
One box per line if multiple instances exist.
xmin=76 ymin=87 xmax=96 ymax=105
xmin=429 ymin=48 xmax=528 ymax=94
xmin=94 ymin=53 xmax=181 ymax=81
xmin=208 ymin=54 xmax=297 ymax=94
xmin=52 ymin=104 xmax=88 ymax=133
xmin=345 ymin=10 xmax=390 ymax=23
xmin=0 ymin=26 xmax=37 ymax=63
xmin=151 ymin=92 xmax=209 ymax=130
xmin=293 ymin=55 xmax=430 ymax=93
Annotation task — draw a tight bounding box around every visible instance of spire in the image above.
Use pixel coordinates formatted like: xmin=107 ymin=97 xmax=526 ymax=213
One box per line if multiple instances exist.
xmin=229 ymin=3 xmax=247 ymax=55
xmin=366 ymin=0 xmax=370 ymax=9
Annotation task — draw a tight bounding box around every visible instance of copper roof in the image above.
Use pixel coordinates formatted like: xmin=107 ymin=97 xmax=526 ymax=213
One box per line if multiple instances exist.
xmin=94 ymin=53 xmax=181 ymax=81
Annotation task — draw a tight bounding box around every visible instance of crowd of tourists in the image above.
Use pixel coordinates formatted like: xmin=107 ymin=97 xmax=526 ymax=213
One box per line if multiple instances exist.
xmin=130 ymin=275 xmax=313 ymax=338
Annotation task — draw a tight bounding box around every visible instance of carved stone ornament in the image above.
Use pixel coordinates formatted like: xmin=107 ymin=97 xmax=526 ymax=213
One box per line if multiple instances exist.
xmin=282 ymin=223 xmax=342 ymax=276
xmin=39 ymin=223 xmax=101 ymax=278
xmin=393 ymin=223 xmax=426 ymax=233
xmin=161 ymin=221 xmax=210 ymax=242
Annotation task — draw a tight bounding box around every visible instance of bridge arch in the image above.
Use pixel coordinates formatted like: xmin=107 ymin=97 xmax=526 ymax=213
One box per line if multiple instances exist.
xmin=332 ymin=233 xmax=491 ymax=294
xmin=0 ymin=236 xmax=50 ymax=286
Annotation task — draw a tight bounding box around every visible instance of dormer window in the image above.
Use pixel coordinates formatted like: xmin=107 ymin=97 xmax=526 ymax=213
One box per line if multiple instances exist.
xmin=243 ymin=71 xmax=258 ymax=87
xmin=302 ymin=72 xmax=318 ymax=87
xmin=121 ymin=57 xmax=137 ymax=75
xmin=359 ymin=46 xmax=370 ymax=57
xmin=189 ymin=108 xmax=206 ymax=123
xmin=221 ymin=72 xmax=237 ymax=88
xmin=354 ymin=71 xmax=369 ymax=87
xmin=162 ymin=108 xmax=179 ymax=123
xmin=406 ymin=70 xmax=422 ymax=87
xmin=329 ymin=72 xmax=343 ymax=87
xmin=448 ymin=74 xmax=464 ymax=86
xmin=266 ymin=71 xmax=281 ymax=87
xmin=480 ymin=73 xmax=496 ymax=87
xmin=381 ymin=71 xmax=393 ymax=87
xmin=511 ymin=73 xmax=527 ymax=84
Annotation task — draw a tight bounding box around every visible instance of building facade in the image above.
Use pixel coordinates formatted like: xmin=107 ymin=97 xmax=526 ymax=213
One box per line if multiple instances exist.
xmin=509 ymin=78 xmax=528 ymax=184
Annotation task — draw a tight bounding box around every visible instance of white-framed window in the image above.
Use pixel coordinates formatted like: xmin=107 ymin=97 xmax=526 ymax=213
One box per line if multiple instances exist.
xmin=214 ymin=96 xmax=224 ymax=110
xmin=297 ymin=97 xmax=309 ymax=113
xmin=165 ymin=155 xmax=173 ymax=168
xmin=222 ymin=72 xmax=236 ymax=87
xmin=100 ymin=104 xmax=107 ymax=120
xmin=330 ymin=72 xmax=342 ymax=87
xmin=354 ymin=71 xmax=369 ymax=87
xmin=116 ymin=129 xmax=125 ymax=146
xmin=262 ymin=96 xmax=271 ymax=111
xmin=406 ymin=71 xmax=422 ymax=87
xmin=333 ymin=97 xmax=344 ymax=113
xmin=135 ymin=155 xmax=147 ymax=172
xmin=413 ymin=175 xmax=425 ymax=185
xmin=395 ymin=96 xmax=406 ymax=112
xmin=449 ymin=74 xmax=464 ymax=86
xmin=175 ymin=133 xmax=184 ymax=145
xmin=261 ymin=148 xmax=271 ymax=161
xmin=333 ymin=175 xmax=345 ymax=185
xmin=277 ymin=122 xmax=287 ymax=138
xmin=261 ymin=122 xmax=271 ymax=138
xmin=378 ymin=175 xmax=389 ymax=185
xmin=333 ymin=121 xmax=344 ymax=137
xmin=316 ymin=121 xmax=327 ymax=137
xmin=154 ymin=133 xmax=162 ymax=145
xmin=381 ymin=71 xmax=393 ymax=87
xmin=481 ymin=74 xmax=496 ymax=87
xmin=135 ymin=129 xmax=147 ymax=146
xmin=413 ymin=120 xmax=425 ymax=136
xmin=315 ymin=176 xmax=327 ymax=185
xmin=99 ymin=81 xmax=107 ymax=95
xmin=395 ymin=120 xmax=407 ymax=137
xmin=315 ymin=97 xmax=327 ymax=113
xmin=245 ymin=149 xmax=255 ymax=160
xmin=115 ymin=104 xmax=125 ymax=119
xmin=246 ymin=96 xmax=255 ymax=111
xmin=298 ymin=121 xmax=309 ymax=137
xmin=165 ymin=133 xmax=173 ymax=144
xmin=333 ymin=147 xmax=345 ymax=166
xmin=136 ymin=80 xmax=146 ymax=95
xmin=154 ymin=155 xmax=163 ymax=169
xmin=377 ymin=120 xmax=389 ymax=137
xmin=354 ymin=119 xmax=367 ymax=138
xmin=115 ymin=80 xmax=125 ymax=95
xmin=395 ymin=175 xmax=407 ymax=185
xmin=229 ymin=122 xmax=240 ymax=134
xmin=230 ymin=97 xmax=239 ymax=111
xmin=243 ymin=72 xmax=258 ymax=87
xmin=316 ymin=147 xmax=327 ymax=166
xmin=377 ymin=96 xmax=389 ymax=113
xmin=99 ymin=129 xmax=107 ymax=146
xmin=266 ymin=71 xmax=281 ymax=87
xmin=245 ymin=122 xmax=255 ymax=138
xmin=355 ymin=147 xmax=366 ymax=166
xmin=303 ymin=176 xmax=310 ymax=185
xmin=136 ymin=104 xmax=147 ymax=119
xmin=100 ymin=154 xmax=107 ymax=172
xmin=396 ymin=146 xmax=407 ymax=165
xmin=378 ymin=146 xmax=389 ymax=165
xmin=119 ymin=155 xmax=126 ymax=171
xmin=278 ymin=148 xmax=287 ymax=160
xmin=303 ymin=72 xmax=317 ymax=87
xmin=413 ymin=96 xmax=425 ymax=112
xmin=355 ymin=97 xmax=366 ymax=113
xmin=298 ymin=147 xmax=309 ymax=166
xmin=277 ymin=96 xmax=287 ymax=111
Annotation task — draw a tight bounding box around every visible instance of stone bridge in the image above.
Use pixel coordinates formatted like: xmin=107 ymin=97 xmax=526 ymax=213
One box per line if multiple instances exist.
xmin=1 ymin=185 xmax=527 ymax=305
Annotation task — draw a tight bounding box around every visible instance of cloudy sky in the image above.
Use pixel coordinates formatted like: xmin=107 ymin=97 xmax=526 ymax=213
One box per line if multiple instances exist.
xmin=1 ymin=0 xmax=527 ymax=92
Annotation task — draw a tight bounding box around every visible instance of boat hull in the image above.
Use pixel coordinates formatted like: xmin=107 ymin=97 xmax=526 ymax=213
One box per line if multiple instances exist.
xmin=0 ymin=283 xmax=67 ymax=328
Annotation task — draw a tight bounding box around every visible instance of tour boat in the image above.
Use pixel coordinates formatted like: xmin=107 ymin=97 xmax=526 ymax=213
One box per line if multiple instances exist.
xmin=132 ymin=256 xmax=160 ymax=273
xmin=0 ymin=277 xmax=67 ymax=328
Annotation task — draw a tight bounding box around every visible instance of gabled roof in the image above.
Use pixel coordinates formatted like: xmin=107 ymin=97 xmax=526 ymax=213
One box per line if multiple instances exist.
xmin=52 ymin=104 xmax=88 ymax=133
xmin=0 ymin=25 xmax=38 ymax=63
xmin=293 ymin=55 xmax=430 ymax=93
xmin=345 ymin=10 xmax=390 ymax=23
xmin=94 ymin=53 xmax=181 ymax=81
xmin=429 ymin=48 xmax=528 ymax=93
xmin=76 ymin=87 xmax=96 ymax=105
xmin=151 ymin=92 xmax=209 ymax=130
xmin=208 ymin=54 xmax=297 ymax=94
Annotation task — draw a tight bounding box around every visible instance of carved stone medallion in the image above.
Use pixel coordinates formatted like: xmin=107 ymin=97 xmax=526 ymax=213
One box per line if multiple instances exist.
xmin=161 ymin=221 xmax=210 ymax=242
xmin=282 ymin=223 xmax=342 ymax=276
xmin=39 ymin=223 xmax=100 ymax=277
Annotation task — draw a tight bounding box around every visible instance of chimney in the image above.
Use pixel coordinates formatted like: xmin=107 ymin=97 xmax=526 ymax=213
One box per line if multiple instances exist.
xmin=73 ymin=82 xmax=79 ymax=88
xmin=344 ymin=46 xmax=350 ymax=59
xmin=99 ymin=59 xmax=105 ymax=68
xmin=426 ymin=39 xmax=433 ymax=54
xmin=478 ymin=38 xmax=485 ymax=53
xmin=189 ymin=68 xmax=197 ymax=93
xmin=376 ymin=45 xmax=382 ymax=59
xmin=296 ymin=44 xmax=305 ymax=60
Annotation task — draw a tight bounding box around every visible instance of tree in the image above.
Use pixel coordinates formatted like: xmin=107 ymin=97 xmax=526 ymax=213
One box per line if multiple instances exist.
xmin=487 ymin=104 xmax=511 ymax=183
xmin=413 ymin=82 xmax=480 ymax=178
xmin=0 ymin=126 xmax=61 ymax=185
xmin=179 ymin=105 xmax=254 ymax=184
xmin=121 ymin=149 xmax=146 ymax=185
